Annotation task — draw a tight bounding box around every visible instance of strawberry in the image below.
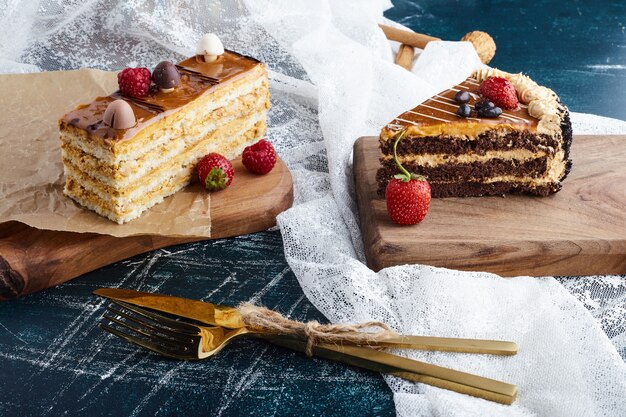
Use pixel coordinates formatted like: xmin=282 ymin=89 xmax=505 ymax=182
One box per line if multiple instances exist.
xmin=117 ymin=67 xmax=152 ymax=98
xmin=197 ymin=153 xmax=234 ymax=191
xmin=242 ymin=139 xmax=277 ymax=174
xmin=385 ymin=131 xmax=431 ymax=225
xmin=386 ymin=178 xmax=431 ymax=225
xmin=478 ymin=77 xmax=519 ymax=110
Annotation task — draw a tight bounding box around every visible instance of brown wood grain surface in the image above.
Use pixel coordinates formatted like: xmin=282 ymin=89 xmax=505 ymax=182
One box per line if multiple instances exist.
xmin=354 ymin=135 xmax=626 ymax=276
xmin=0 ymin=156 xmax=292 ymax=300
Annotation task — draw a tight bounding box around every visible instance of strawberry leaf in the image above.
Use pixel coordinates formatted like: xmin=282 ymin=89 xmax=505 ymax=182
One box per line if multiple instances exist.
xmin=204 ymin=167 xmax=227 ymax=190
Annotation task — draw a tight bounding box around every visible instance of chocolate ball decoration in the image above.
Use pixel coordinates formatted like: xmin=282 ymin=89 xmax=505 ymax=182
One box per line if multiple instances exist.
xmin=103 ymin=99 xmax=136 ymax=130
xmin=152 ymin=61 xmax=181 ymax=92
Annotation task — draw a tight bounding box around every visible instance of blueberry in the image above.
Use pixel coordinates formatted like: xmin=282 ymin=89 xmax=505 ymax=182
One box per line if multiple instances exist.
xmin=454 ymin=90 xmax=470 ymax=104
xmin=456 ymin=104 xmax=471 ymax=118
xmin=474 ymin=100 xmax=486 ymax=110
xmin=478 ymin=106 xmax=502 ymax=118
xmin=475 ymin=99 xmax=495 ymax=110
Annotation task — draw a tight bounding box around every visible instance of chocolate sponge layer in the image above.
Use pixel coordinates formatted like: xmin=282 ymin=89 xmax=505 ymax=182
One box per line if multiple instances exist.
xmin=431 ymin=181 xmax=559 ymax=198
xmin=379 ymin=129 xmax=559 ymax=157
xmin=376 ymin=157 xmax=556 ymax=197
xmin=377 ymin=157 xmax=549 ymax=184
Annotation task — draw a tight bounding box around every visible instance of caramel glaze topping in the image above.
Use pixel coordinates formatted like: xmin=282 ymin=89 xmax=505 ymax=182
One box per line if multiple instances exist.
xmin=385 ymin=78 xmax=538 ymax=133
xmin=60 ymin=50 xmax=263 ymax=142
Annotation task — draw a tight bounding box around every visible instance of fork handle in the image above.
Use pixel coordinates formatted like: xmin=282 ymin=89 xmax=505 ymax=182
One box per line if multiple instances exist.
xmin=375 ymin=335 xmax=518 ymax=355
xmin=261 ymin=335 xmax=516 ymax=405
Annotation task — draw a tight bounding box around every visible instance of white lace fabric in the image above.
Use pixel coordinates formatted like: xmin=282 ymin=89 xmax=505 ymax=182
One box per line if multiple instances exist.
xmin=2 ymin=1 xmax=626 ymax=415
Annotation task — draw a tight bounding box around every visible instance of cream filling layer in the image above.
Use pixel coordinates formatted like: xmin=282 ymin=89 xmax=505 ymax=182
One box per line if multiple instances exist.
xmin=428 ymin=150 xmax=567 ymax=186
xmin=546 ymin=149 xmax=566 ymax=182
xmin=381 ymin=149 xmax=549 ymax=167
xmin=486 ymin=149 xmax=566 ymax=184
xmin=429 ymin=177 xmax=556 ymax=186
xmin=60 ymin=74 xmax=268 ymax=164
xmin=380 ymin=124 xmax=543 ymax=142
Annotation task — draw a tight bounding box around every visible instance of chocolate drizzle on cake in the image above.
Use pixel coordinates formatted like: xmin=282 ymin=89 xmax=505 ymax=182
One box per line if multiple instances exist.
xmin=384 ymin=79 xmax=537 ymax=134
xmin=60 ymin=50 xmax=261 ymax=142
xmin=175 ymin=65 xmax=220 ymax=83
xmin=114 ymin=94 xmax=165 ymax=114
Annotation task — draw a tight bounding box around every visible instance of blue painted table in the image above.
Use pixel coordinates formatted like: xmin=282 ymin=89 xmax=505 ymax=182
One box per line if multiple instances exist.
xmin=1 ymin=1 xmax=625 ymax=416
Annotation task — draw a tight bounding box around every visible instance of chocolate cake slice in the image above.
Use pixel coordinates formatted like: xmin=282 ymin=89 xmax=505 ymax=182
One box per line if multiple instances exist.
xmin=377 ymin=68 xmax=572 ymax=198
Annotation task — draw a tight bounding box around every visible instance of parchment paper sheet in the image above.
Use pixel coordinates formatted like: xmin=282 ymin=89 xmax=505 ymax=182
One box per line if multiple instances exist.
xmin=0 ymin=69 xmax=211 ymax=238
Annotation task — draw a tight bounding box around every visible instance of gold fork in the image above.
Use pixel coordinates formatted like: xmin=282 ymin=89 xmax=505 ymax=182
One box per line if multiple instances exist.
xmin=99 ymin=300 xmax=517 ymax=405
xmin=93 ymin=288 xmax=518 ymax=355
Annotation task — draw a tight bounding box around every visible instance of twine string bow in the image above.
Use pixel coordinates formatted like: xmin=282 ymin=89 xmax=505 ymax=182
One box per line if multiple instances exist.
xmin=238 ymin=303 xmax=398 ymax=356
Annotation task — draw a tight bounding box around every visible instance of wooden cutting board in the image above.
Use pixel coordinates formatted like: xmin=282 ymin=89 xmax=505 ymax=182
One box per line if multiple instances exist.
xmin=0 ymin=156 xmax=292 ymax=300
xmin=354 ymin=135 xmax=626 ymax=276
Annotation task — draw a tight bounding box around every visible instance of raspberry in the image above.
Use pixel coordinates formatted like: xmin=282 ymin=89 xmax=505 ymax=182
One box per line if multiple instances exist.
xmin=242 ymin=139 xmax=277 ymax=175
xmin=197 ymin=153 xmax=234 ymax=191
xmin=478 ymin=77 xmax=519 ymax=110
xmin=117 ymin=67 xmax=152 ymax=98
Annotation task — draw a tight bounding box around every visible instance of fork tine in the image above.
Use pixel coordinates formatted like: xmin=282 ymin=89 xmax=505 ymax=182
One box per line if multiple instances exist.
xmin=105 ymin=306 xmax=196 ymax=344
xmin=108 ymin=300 xmax=200 ymax=334
xmin=103 ymin=313 xmax=190 ymax=349
xmin=99 ymin=323 xmax=198 ymax=360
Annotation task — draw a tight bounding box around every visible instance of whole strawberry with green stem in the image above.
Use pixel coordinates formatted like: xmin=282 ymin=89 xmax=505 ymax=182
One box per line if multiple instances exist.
xmin=385 ymin=130 xmax=431 ymax=225
xmin=197 ymin=153 xmax=234 ymax=191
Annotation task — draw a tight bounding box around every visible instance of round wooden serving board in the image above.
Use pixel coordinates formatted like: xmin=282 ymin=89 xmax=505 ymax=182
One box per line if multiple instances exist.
xmin=0 ymin=156 xmax=292 ymax=300
xmin=354 ymin=135 xmax=626 ymax=277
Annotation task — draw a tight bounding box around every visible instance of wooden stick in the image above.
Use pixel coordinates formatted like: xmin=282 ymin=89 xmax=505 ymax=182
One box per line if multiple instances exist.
xmin=379 ymin=24 xmax=496 ymax=64
xmin=395 ymin=44 xmax=415 ymax=71
xmin=379 ymin=24 xmax=440 ymax=49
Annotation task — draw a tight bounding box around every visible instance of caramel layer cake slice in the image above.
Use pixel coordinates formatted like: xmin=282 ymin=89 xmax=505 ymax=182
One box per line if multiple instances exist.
xmin=59 ymin=43 xmax=270 ymax=224
xmin=377 ymin=68 xmax=572 ymax=198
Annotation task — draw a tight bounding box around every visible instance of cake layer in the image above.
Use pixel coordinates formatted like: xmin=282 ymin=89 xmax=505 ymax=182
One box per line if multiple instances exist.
xmin=61 ymin=87 xmax=269 ymax=187
xmin=64 ymin=116 xmax=266 ymax=205
xmin=377 ymin=156 xmax=551 ymax=184
xmin=64 ymin=167 xmax=191 ymax=224
xmin=376 ymin=152 xmax=570 ymax=197
xmin=379 ymin=129 xmax=560 ymax=157
xmin=60 ymin=68 xmax=269 ymax=164
xmin=428 ymin=180 xmax=560 ymax=198
xmin=64 ymin=121 xmax=265 ymax=224
xmin=377 ymin=148 xmax=569 ymax=195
